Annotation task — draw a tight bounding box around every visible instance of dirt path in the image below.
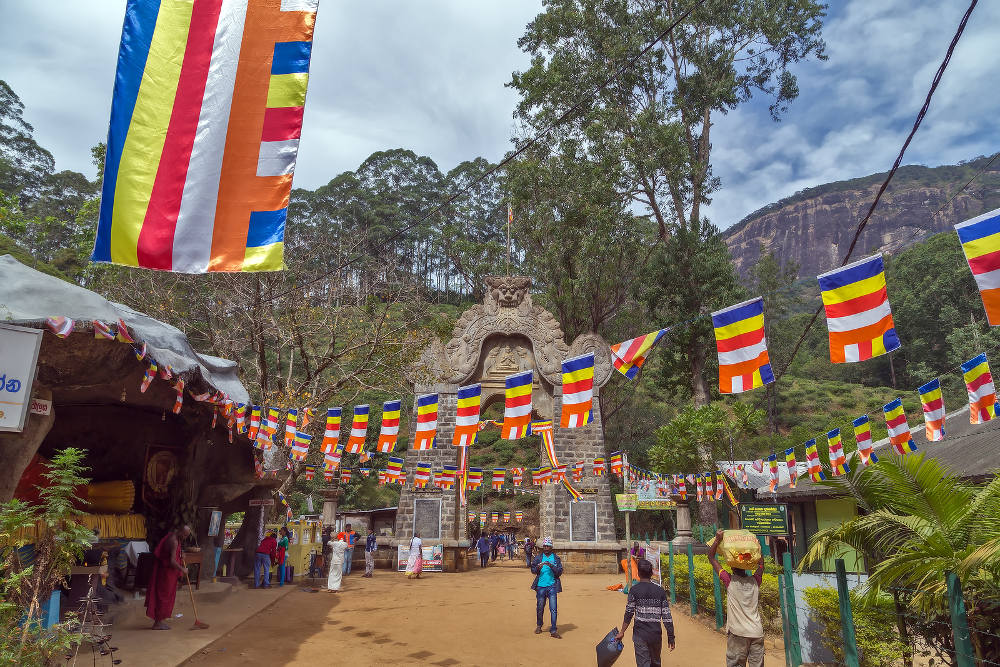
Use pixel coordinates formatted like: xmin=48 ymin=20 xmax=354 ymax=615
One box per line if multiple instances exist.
xmin=182 ymin=560 xmax=784 ymax=666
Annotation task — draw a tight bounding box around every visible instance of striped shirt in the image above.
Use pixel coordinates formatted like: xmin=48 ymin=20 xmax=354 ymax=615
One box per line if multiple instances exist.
xmin=624 ymin=580 xmax=675 ymax=643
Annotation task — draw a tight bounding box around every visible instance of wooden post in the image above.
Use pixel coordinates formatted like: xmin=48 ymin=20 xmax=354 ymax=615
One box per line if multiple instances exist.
xmin=713 ymin=568 xmax=724 ymax=629
xmin=946 ymin=571 xmax=975 ymax=667
xmin=782 ymin=553 xmax=803 ymax=666
xmin=835 ymin=559 xmax=860 ymax=667
xmin=687 ymin=543 xmax=697 ymax=615
xmin=779 ymin=576 xmax=792 ymax=667
xmin=668 ymin=542 xmax=676 ymax=604
xmin=624 ymin=510 xmax=632 ymax=593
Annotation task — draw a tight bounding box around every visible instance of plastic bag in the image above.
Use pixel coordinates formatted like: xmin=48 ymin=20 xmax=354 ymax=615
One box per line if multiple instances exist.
xmin=708 ymin=529 xmax=761 ymax=571
xmin=596 ymin=627 xmax=624 ymax=667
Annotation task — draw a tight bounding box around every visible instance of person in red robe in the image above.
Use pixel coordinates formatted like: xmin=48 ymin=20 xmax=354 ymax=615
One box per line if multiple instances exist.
xmin=146 ymin=525 xmax=191 ymax=630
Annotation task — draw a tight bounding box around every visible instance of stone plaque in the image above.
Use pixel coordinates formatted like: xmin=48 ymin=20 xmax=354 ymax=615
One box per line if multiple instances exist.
xmin=413 ymin=497 xmax=441 ymax=540
xmin=569 ymin=501 xmax=598 ymax=542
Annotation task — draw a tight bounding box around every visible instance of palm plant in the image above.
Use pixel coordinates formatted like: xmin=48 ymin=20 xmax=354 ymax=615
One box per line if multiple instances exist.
xmin=799 ymin=452 xmax=1000 ymax=664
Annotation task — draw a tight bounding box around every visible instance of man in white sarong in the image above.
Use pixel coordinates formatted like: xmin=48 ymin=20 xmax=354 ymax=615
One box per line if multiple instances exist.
xmin=404 ymin=532 xmax=422 ymax=579
xmin=326 ymin=538 xmax=347 ymax=592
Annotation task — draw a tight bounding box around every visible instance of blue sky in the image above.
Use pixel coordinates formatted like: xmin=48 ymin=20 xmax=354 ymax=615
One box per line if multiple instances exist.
xmin=1 ymin=0 xmax=996 ymax=230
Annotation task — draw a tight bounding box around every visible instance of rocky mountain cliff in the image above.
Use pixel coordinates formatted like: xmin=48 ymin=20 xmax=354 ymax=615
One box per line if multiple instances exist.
xmin=723 ymin=156 xmax=1000 ymax=279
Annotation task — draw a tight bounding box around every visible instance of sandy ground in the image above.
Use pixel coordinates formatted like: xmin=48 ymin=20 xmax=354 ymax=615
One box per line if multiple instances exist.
xmin=179 ymin=559 xmax=785 ymax=667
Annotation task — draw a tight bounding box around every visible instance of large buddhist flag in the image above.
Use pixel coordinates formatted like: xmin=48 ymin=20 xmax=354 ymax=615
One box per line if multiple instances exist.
xmin=560 ymin=352 xmax=594 ymax=427
xmin=412 ymin=394 xmax=439 ymax=450
xmin=610 ymin=329 xmax=667 ymax=379
xmin=956 ymin=207 xmax=1000 ymax=325
xmin=711 ymin=297 xmax=774 ymax=393
xmin=961 ymin=353 xmax=998 ymax=424
xmin=322 ymin=407 xmax=341 ymax=453
xmin=93 ymin=0 xmax=319 ymax=272
xmin=883 ymin=398 xmax=918 ymax=455
xmin=346 ymin=405 xmax=369 ymax=454
xmin=917 ymin=378 xmax=946 ymax=441
xmin=502 ymin=371 xmax=533 ymax=439
xmin=453 ymin=383 xmax=481 ymax=446
xmin=377 ymin=400 xmax=401 ymax=453
xmin=817 ymin=255 xmax=901 ymax=363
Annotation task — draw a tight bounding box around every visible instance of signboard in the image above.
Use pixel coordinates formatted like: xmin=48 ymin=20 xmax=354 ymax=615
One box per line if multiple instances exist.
xmin=739 ymin=503 xmax=789 ymax=535
xmin=644 ymin=547 xmax=662 ymax=587
xmin=207 ymin=510 xmax=223 ymax=537
xmin=629 ymin=481 xmax=677 ymax=509
xmin=397 ymin=543 xmax=444 ymax=572
xmin=248 ymin=498 xmax=276 ymax=507
xmin=615 ymin=493 xmax=637 ymax=511
xmin=30 ymin=398 xmax=52 ymax=416
xmin=0 ymin=323 xmax=43 ymax=432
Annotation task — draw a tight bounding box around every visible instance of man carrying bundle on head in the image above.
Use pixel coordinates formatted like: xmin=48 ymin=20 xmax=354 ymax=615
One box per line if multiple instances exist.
xmin=708 ymin=529 xmax=765 ymax=667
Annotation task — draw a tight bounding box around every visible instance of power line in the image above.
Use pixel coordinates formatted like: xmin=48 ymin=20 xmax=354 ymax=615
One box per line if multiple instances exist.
xmin=268 ymin=0 xmax=710 ymax=302
xmin=775 ymin=0 xmax=980 ymax=381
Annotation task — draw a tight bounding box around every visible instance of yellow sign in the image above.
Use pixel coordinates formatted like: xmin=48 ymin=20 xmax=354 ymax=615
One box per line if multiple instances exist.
xmin=615 ymin=493 xmax=638 ymax=511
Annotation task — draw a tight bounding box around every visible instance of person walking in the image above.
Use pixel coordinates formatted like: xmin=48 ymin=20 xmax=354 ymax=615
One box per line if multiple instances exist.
xmin=276 ymin=527 xmax=290 ymax=586
xmin=145 ymin=525 xmax=190 ymax=629
xmin=405 ymin=531 xmax=423 ymax=580
xmin=254 ymin=531 xmax=277 ymax=589
xmin=477 ymin=533 xmax=490 ymax=568
xmin=338 ymin=523 xmax=358 ymax=575
xmin=326 ymin=535 xmax=347 ymax=592
xmin=524 ymin=536 xmax=534 ymax=568
xmin=708 ymin=529 xmax=765 ymax=667
xmin=364 ymin=528 xmax=377 ymax=577
xmin=529 ymin=537 xmax=562 ymax=639
xmin=616 ymin=558 xmax=676 ymax=666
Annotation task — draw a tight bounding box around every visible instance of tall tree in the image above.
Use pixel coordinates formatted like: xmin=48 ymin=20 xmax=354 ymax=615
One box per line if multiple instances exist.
xmin=0 ymin=80 xmax=56 ymax=202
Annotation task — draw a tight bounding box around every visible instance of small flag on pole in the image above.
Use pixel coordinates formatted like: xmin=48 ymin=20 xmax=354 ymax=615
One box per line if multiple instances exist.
xmin=711 ymin=297 xmax=775 ymax=393
xmin=560 ymin=352 xmax=594 ymax=427
xmin=610 ymin=329 xmax=667 ymax=379
xmin=817 ymin=254 xmax=901 ymax=363
xmin=453 ymin=383 xmax=481 ymax=446
xmin=502 ymin=371 xmax=533 ymax=439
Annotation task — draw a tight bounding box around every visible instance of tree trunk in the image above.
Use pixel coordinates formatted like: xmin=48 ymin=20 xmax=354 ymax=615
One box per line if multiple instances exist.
xmin=0 ymin=386 xmax=55 ymax=502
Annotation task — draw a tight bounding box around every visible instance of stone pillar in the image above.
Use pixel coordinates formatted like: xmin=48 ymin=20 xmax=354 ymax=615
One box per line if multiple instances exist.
xmin=671 ymin=502 xmax=695 ymax=545
xmin=320 ymin=488 xmax=340 ymax=527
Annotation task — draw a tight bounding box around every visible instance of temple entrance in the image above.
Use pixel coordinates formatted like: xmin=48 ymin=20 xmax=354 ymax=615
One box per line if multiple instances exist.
xmin=393 ymin=276 xmax=621 ymax=572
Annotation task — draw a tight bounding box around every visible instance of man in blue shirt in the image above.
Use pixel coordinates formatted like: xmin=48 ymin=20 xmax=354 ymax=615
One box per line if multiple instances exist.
xmin=364 ymin=528 xmax=377 ymax=578
xmin=477 ymin=534 xmax=490 ymax=568
xmin=530 ymin=537 xmax=563 ymax=639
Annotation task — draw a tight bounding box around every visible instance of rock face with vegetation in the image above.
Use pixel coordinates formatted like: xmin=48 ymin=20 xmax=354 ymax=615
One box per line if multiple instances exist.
xmin=724 ymin=157 xmax=1000 ymax=278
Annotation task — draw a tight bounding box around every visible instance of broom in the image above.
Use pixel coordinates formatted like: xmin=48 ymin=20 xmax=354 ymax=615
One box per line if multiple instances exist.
xmin=182 ymin=559 xmax=210 ymax=630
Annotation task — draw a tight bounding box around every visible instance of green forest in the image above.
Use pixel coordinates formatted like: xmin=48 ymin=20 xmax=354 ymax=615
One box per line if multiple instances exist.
xmin=0 ymin=0 xmax=995 ymax=529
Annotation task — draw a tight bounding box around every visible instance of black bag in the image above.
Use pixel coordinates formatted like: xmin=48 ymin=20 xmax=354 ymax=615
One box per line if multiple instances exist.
xmin=596 ymin=627 xmax=624 ymax=667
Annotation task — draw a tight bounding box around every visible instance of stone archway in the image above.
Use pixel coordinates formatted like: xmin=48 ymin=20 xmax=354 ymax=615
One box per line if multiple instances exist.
xmin=393 ymin=276 xmax=621 ymax=572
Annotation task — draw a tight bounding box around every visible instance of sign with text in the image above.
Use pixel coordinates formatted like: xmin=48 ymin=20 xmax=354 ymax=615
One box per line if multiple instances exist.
xmin=615 ymin=493 xmax=638 ymax=512
xmin=0 ymin=323 xmax=43 ymax=432
xmin=397 ymin=544 xmax=444 ymax=572
xmin=30 ymin=398 xmax=52 ymax=416
xmin=739 ymin=503 xmax=789 ymax=535
xmin=635 ymin=480 xmax=677 ymax=509
xmin=248 ymin=498 xmax=275 ymax=507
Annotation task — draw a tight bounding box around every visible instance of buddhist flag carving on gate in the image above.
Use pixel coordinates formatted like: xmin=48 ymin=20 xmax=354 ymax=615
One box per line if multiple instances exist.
xmin=711 ymin=297 xmax=774 ymax=393
xmin=93 ymin=0 xmax=319 ymax=272
xmin=955 ymin=207 xmax=1000 ymax=325
xmin=502 ymin=371 xmax=533 ymax=439
xmin=817 ymin=255 xmax=901 ymax=363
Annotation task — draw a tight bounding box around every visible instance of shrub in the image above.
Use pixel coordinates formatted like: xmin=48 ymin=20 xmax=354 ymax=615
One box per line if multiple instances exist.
xmin=663 ymin=553 xmax=781 ymax=635
xmin=802 ymin=586 xmax=906 ymax=667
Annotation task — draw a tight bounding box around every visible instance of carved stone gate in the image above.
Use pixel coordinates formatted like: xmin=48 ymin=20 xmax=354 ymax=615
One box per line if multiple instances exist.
xmin=393 ymin=276 xmax=621 ymax=572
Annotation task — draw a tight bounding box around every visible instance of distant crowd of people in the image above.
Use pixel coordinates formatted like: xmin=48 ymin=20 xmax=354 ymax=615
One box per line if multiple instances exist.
xmin=474 ymin=529 xmax=525 ymax=567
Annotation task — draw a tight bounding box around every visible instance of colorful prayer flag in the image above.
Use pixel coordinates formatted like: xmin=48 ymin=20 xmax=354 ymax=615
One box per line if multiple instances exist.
xmin=503 ymin=511 xmax=511 ymax=522
xmin=116 ymin=319 xmax=135 ymax=343
xmin=502 ymin=371 xmax=533 ymax=439
xmin=492 ymin=468 xmax=506 ymax=491
xmin=714 ymin=471 xmax=725 ymax=500
xmin=883 ymin=398 xmax=918 ymax=455
xmin=784 ymin=448 xmax=798 ymax=489
xmin=817 ymin=254 xmax=901 ymax=363
xmin=303 ymin=465 xmax=315 ymax=481
xmin=917 ymin=378 xmax=946 ymax=441
xmin=491 ymin=512 xmax=498 ymax=523
xmin=805 ymin=439 xmax=825 ymax=482
xmin=284 ymin=408 xmax=298 ymax=445
xmin=852 ymin=415 xmax=878 ymax=467
xmin=593 ymin=458 xmax=606 ymax=476
xmin=323 ymin=469 xmax=334 ymax=482
xmin=711 ymin=297 xmax=775 ymax=393
xmin=533 ymin=420 xmax=559 ymax=470
xmin=466 ymin=468 xmax=483 ymax=490
xmin=610 ymin=452 xmax=623 ymax=476
xmin=512 ymin=468 xmax=524 ymax=486
xmin=340 ymin=469 xmax=352 ymax=484
xmin=93 ymin=0 xmax=320 ymax=272
xmin=414 ymin=462 xmax=431 ymax=488
xmin=961 ymin=353 xmax=998 ymax=424
xmin=610 ymin=329 xmax=667 ymax=379
xmin=515 ymin=511 xmax=523 ymax=522
xmin=675 ymin=475 xmax=686 ymax=501
xmin=453 ymin=383 xmax=481 ymax=446
xmin=955 ymin=207 xmax=1000 ymax=325
xmin=387 ymin=456 xmax=404 ymax=478
xmin=322 ymin=408 xmax=342 ymax=453
xmin=346 ymin=405 xmax=369 ymax=453
xmin=438 ymin=465 xmax=457 ymax=489
xmin=572 ymin=461 xmax=584 ymax=482
xmin=560 ymin=352 xmax=594 ymax=427
xmin=46 ymin=316 xmax=74 ymax=338
xmin=359 ymin=468 xmax=371 ymax=478
xmin=695 ymin=473 xmax=705 ymax=501
xmin=377 ymin=399 xmax=401 ymax=453
xmin=826 ymin=428 xmax=849 ymax=476
xmin=479 ymin=511 xmax=487 ymax=526
xmin=767 ymin=455 xmax=779 ymax=492
xmin=413 ymin=393 xmax=439 ymax=450
xmin=323 ymin=448 xmax=341 ymax=471
xmin=552 ymin=465 xmax=567 ymax=483
xmin=93 ymin=320 xmax=115 ymax=340
xmin=290 ymin=432 xmax=311 ymax=461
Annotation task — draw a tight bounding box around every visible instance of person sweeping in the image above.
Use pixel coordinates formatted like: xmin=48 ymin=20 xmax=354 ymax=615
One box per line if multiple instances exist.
xmin=146 ymin=525 xmax=190 ymax=630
